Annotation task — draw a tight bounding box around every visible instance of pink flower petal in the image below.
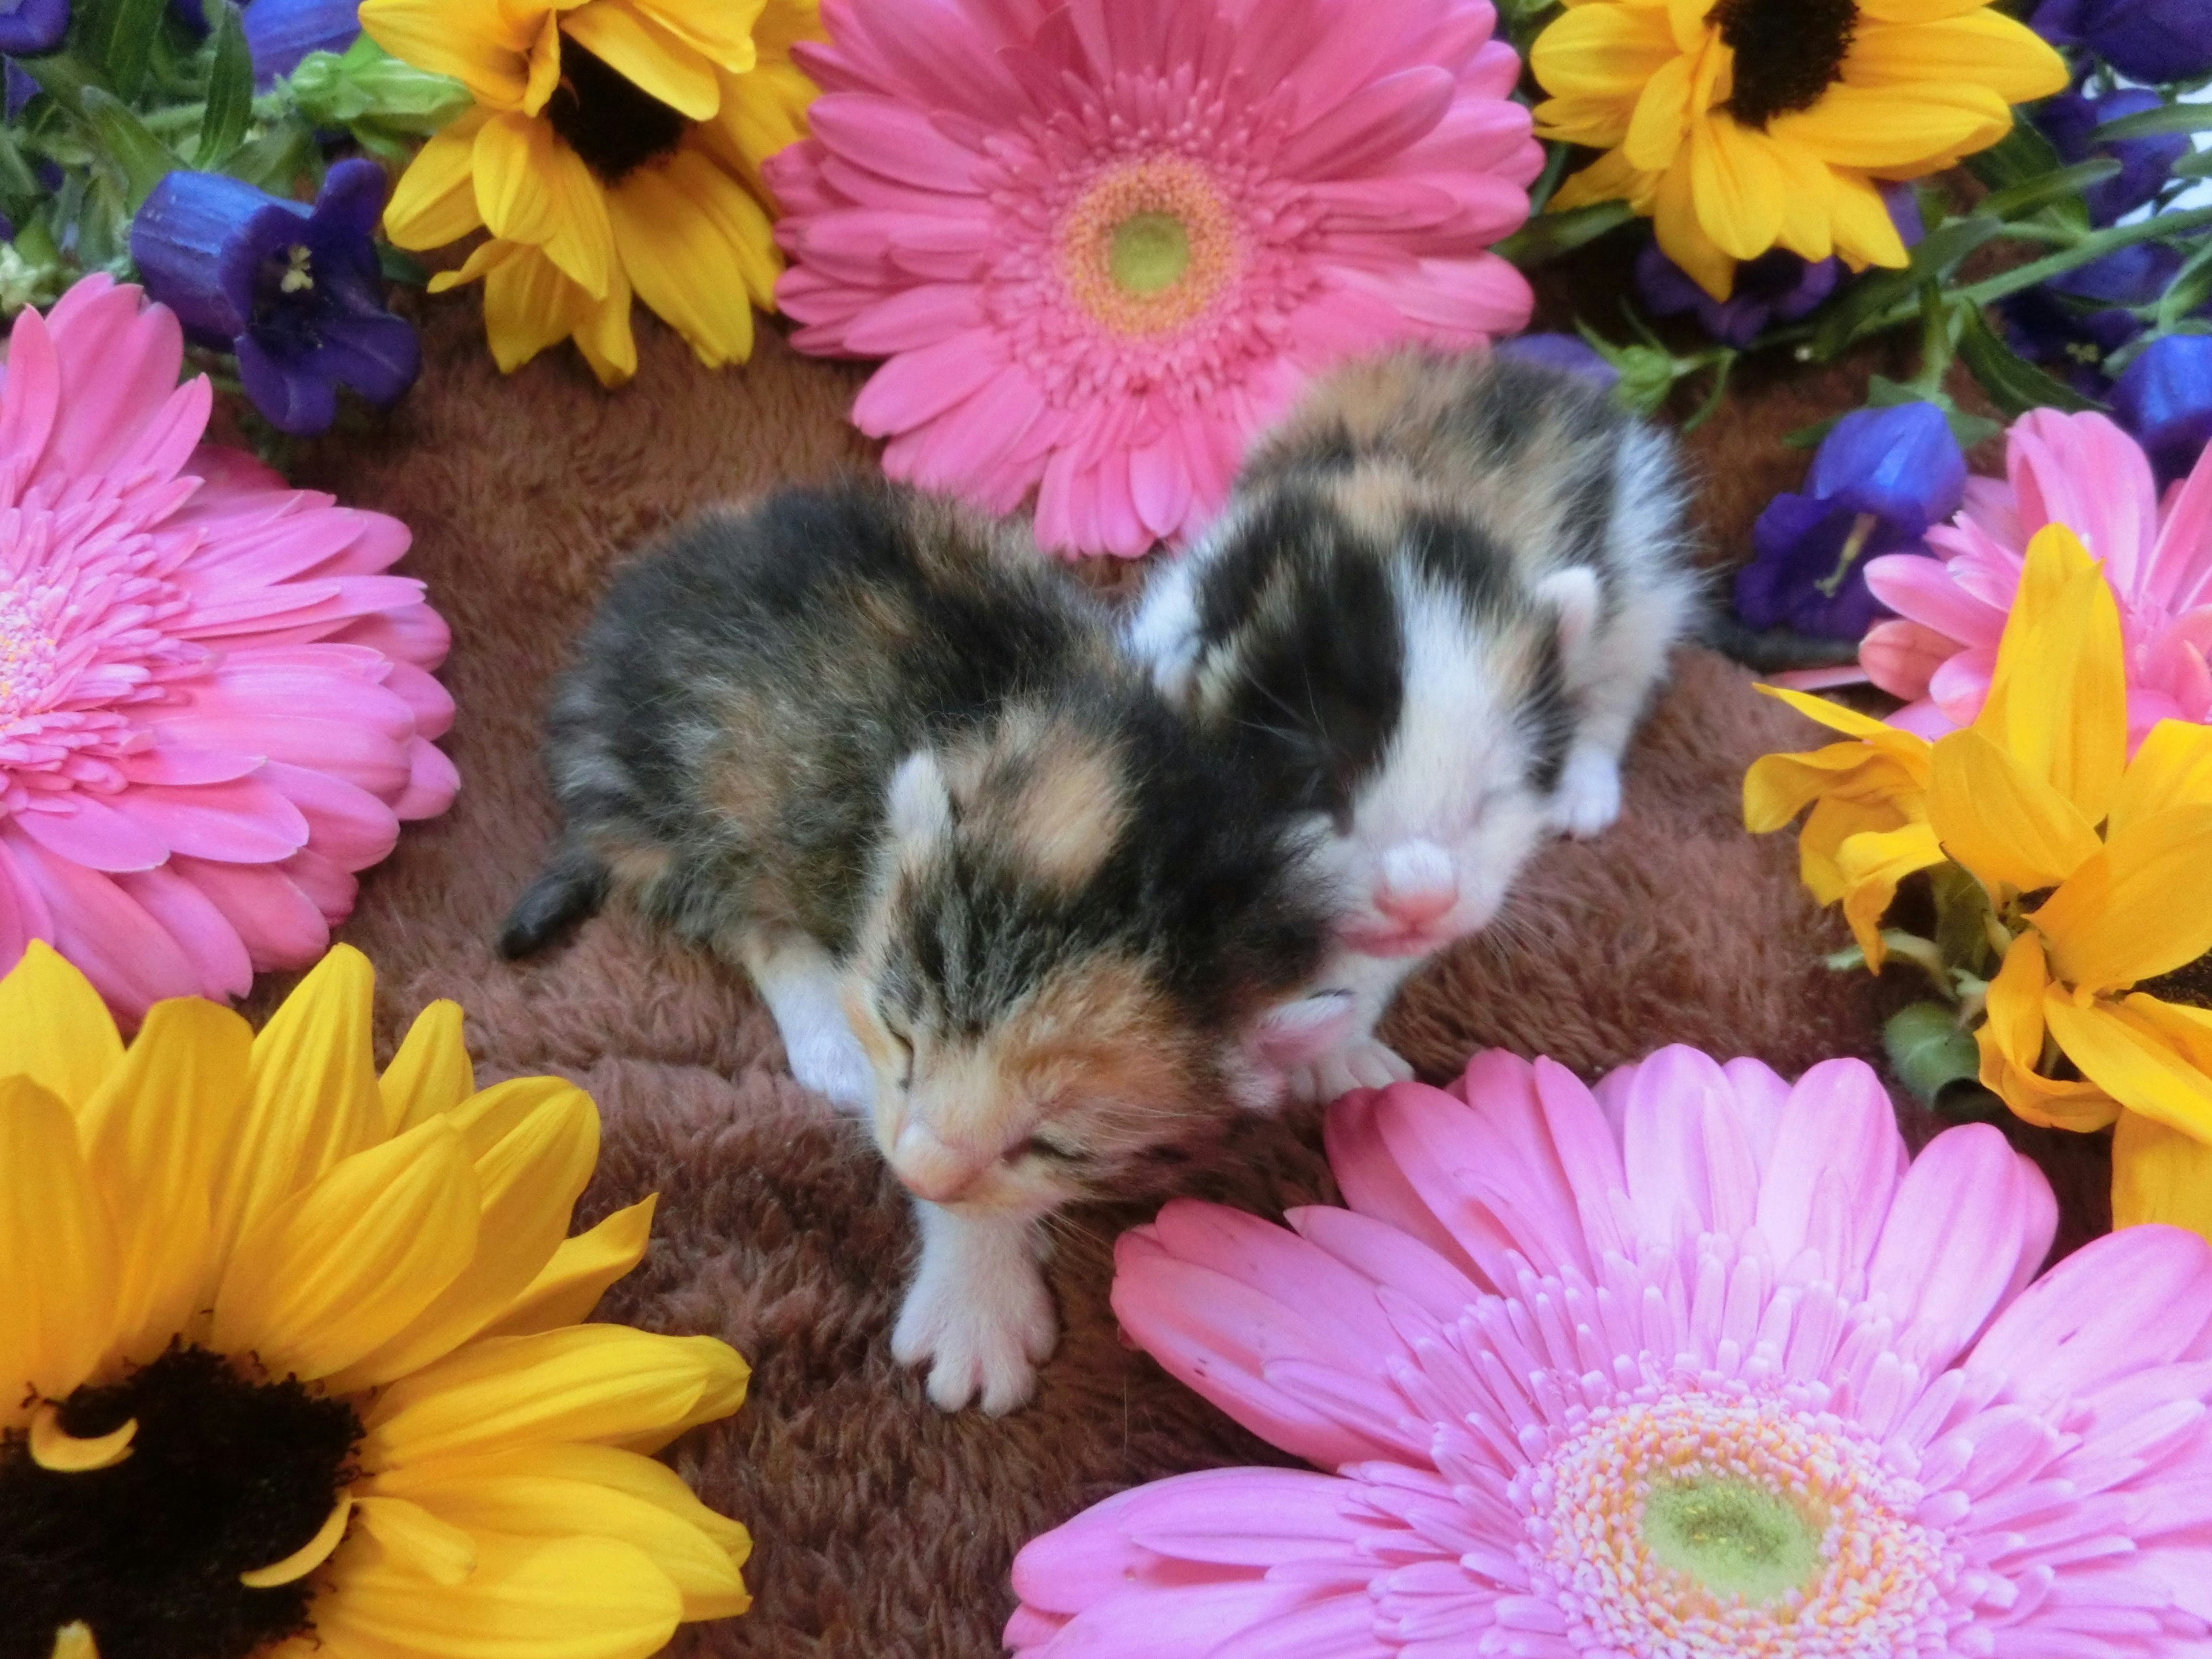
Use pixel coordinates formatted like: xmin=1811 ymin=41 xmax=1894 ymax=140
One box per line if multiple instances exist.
xmin=1753 ymin=1057 xmax=1903 ymax=1294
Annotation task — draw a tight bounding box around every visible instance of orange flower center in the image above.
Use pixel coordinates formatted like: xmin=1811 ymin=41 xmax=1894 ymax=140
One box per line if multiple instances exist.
xmin=1058 ymin=158 xmax=1238 ymax=338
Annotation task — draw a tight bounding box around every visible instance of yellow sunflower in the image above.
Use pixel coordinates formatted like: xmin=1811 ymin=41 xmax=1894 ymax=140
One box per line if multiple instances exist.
xmin=1747 ymin=524 xmax=2212 ymax=1239
xmin=1529 ymin=0 xmax=2067 ymax=298
xmin=361 ymin=0 xmax=821 ymax=384
xmin=0 ymin=942 xmax=751 ymax=1659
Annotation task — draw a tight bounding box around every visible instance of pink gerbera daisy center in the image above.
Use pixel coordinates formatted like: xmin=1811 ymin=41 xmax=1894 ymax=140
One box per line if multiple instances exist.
xmin=1057 ymin=157 xmax=1240 ymax=338
xmin=0 ymin=576 xmax=60 ymax=719
xmin=1525 ymin=1388 xmax=1952 ymax=1656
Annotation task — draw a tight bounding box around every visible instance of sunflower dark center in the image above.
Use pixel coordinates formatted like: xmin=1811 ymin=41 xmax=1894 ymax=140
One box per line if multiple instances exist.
xmin=0 ymin=1346 xmax=362 ymax=1659
xmin=1713 ymin=0 xmax=1858 ymax=129
xmin=546 ymin=36 xmax=688 ymax=184
xmin=2139 ymin=950 xmax=2212 ymax=1010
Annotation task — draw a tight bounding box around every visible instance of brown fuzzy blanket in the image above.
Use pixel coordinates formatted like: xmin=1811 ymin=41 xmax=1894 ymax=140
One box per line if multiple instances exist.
xmin=275 ymin=293 xmax=2104 ymax=1657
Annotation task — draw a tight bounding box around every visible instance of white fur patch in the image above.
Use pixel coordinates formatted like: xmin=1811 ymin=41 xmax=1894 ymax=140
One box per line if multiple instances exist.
xmin=893 ymin=1202 xmax=1057 ymax=1414
xmin=887 ymin=749 xmax=954 ymax=846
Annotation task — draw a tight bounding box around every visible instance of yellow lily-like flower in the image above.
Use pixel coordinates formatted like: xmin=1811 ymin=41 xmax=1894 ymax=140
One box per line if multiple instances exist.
xmin=1529 ymin=0 xmax=2066 ymax=298
xmin=1747 ymin=522 xmax=2212 ymax=1238
xmin=362 ymin=0 xmax=820 ymax=385
xmin=0 ymin=942 xmax=751 ymax=1659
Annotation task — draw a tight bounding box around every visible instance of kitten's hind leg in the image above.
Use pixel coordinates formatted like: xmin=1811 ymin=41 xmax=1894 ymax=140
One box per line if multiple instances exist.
xmin=892 ymin=1200 xmax=1057 ymax=1415
xmin=738 ymin=929 xmax=874 ymax=1109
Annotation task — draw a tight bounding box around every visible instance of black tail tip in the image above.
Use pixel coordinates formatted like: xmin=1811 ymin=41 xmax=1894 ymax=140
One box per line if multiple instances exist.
xmin=498 ymin=855 xmax=608 ymax=960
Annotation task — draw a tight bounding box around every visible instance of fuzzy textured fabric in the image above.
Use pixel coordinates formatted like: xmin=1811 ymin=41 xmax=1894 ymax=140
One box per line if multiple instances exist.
xmin=272 ymin=292 xmax=2107 ymax=1658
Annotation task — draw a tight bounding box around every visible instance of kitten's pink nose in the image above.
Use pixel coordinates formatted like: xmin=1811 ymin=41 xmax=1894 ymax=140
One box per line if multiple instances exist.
xmin=1374 ymin=843 xmax=1458 ymax=926
xmin=892 ymin=1123 xmax=987 ymax=1203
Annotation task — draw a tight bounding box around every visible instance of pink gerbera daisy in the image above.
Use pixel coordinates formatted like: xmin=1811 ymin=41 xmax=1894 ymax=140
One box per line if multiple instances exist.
xmin=1010 ymin=1046 xmax=2212 ymax=1655
xmin=768 ymin=0 xmax=1542 ymax=558
xmin=1861 ymin=408 xmax=2212 ymax=746
xmin=1 ymin=275 xmax=454 ymax=1021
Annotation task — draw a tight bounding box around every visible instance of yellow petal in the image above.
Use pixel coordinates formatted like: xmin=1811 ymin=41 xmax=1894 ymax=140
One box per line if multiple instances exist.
xmin=1975 ymin=932 xmax=2119 ymax=1131
xmin=428 ymin=235 xmax=522 ymax=295
xmin=1770 ymin=142 xmax=1836 ymax=263
xmin=607 ymin=151 xmax=770 ymax=368
xmin=1548 ymin=145 xmax=1660 ymax=215
xmin=630 ymin=0 xmax=766 ymax=75
xmin=695 ymin=60 xmax=819 ymax=198
xmin=1688 ymin=114 xmax=1784 ymax=262
xmin=1744 ymin=742 xmax=1911 ymax=834
xmin=359 ymin=0 xmax=533 ymax=108
xmin=1531 ymin=0 xmax=1677 ymax=97
xmin=1622 ymin=50 xmax=1696 ymax=173
xmin=2109 ymin=719 xmax=2212 ymax=836
xmin=1654 ymin=151 xmax=1734 ymax=299
xmin=359 ymin=1324 xmax=748 ymax=1471
xmin=1974 ymin=524 xmax=2127 ymax=825
xmin=210 ymin=945 xmax=387 ymax=1268
xmin=2032 ymin=806 xmax=2212 ymax=994
xmin=315 ymin=1534 xmax=683 ymax=1659
xmin=525 ymin=11 xmax=562 ymax=116
xmin=1768 ymin=81 xmax=2012 ymax=171
xmin=0 ymin=939 xmax=122 ymax=1110
xmin=50 ymin=1626 xmax=94 ymax=1659
xmin=382 ymin=110 xmax=492 ymax=249
xmin=211 ymin=1118 xmax=480 ymax=1382
xmin=479 ymin=1195 xmax=660 ymax=1339
xmin=29 ymin=1402 xmax=135 ymax=1471
xmin=0 ymin=1075 xmax=120 ymax=1409
xmin=1533 ymin=92 xmax=1638 ymax=150
xmin=476 ymin=240 xmax=593 ymax=371
xmin=380 ymin=999 xmax=476 ymax=1135
xmin=77 ymin=998 xmax=251 ymax=1363
xmin=562 ymin=2 xmax=721 ymax=120
xmin=473 ymin=112 xmax=615 ymax=299
xmin=328 ymin=1082 xmax=600 ymax=1392
xmin=352 ymin=1494 xmax=479 ymax=1586
xmin=372 ymin=1444 xmax=749 ymax=1619
xmin=240 ymin=1495 xmax=353 ymax=1588
xmin=1757 ymin=683 xmax=1914 ymax=745
xmin=2045 ymin=990 xmax=2212 ymax=1142
xmin=570 ymin=262 xmax=641 ymax=387
xmin=1835 ymin=821 xmax=1945 ymax=969
xmin=1843 ymin=13 xmax=2069 ymax=104
xmin=1798 ymin=791 xmax=1916 ymax=906
xmin=1927 ymin=728 xmax=2101 ymax=895
xmin=1828 ymin=168 xmax=1908 ymax=271
xmin=2112 ymin=1108 xmax=2212 ymax=1241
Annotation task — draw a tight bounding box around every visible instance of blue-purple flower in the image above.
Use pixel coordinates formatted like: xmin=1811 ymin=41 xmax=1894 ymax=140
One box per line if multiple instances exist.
xmin=2032 ymin=0 xmax=2212 ymax=83
xmin=130 ymin=160 xmax=419 ymax=435
xmin=1636 ymin=241 xmax=1839 ymax=349
xmin=0 ymin=0 xmax=67 ymax=56
xmin=2037 ymin=86 xmax=2190 ymax=228
xmin=2114 ymin=334 xmax=2212 ymax=490
xmin=1734 ymin=402 xmax=1968 ymax=639
xmin=1495 ymin=331 xmax=1620 ymax=391
xmin=241 ymin=0 xmax=361 ymax=86
xmin=2001 ymin=243 xmax=2180 ymax=396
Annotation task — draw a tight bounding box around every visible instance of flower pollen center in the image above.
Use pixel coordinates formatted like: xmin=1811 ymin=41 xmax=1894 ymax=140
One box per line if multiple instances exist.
xmin=547 ymin=36 xmax=689 ymax=184
xmin=278 ymin=245 xmax=314 ymax=296
xmin=1643 ymin=1476 xmax=1824 ymax=1606
xmin=1059 ymin=158 xmax=1237 ymax=338
xmin=1713 ymin=0 xmax=1857 ymax=129
xmin=1524 ymin=1387 xmax=1952 ymax=1656
xmin=0 ymin=578 xmax=59 ymax=719
xmin=0 ymin=1346 xmax=363 ymax=1659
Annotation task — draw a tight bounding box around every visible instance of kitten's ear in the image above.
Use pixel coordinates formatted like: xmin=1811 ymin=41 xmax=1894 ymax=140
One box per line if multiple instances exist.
xmin=1535 ymin=565 xmax=1602 ymax=666
xmin=1245 ymin=990 xmax=1359 ymax=1074
xmin=887 ymin=750 xmax=955 ymax=847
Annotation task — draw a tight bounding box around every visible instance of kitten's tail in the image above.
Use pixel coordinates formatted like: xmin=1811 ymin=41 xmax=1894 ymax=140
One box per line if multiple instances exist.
xmin=499 ymin=839 xmax=609 ymax=959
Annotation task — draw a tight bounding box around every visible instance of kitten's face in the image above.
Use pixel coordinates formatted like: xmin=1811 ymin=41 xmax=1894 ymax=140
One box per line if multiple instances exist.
xmin=842 ymin=741 xmax=1238 ymax=1213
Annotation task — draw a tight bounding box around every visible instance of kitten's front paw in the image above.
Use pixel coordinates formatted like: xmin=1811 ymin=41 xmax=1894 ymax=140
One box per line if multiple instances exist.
xmin=782 ymin=1015 xmax=873 ymax=1109
xmin=892 ymin=1249 xmax=1058 ymax=1414
xmin=1286 ymin=1038 xmax=1414 ymax=1104
xmin=1551 ymin=747 xmax=1622 ymax=838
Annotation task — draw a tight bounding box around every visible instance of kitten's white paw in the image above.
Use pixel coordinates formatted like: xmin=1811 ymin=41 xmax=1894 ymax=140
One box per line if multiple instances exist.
xmin=1551 ymin=747 xmax=1623 ymax=838
xmin=782 ymin=1013 xmax=873 ymax=1109
xmin=1286 ymin=1039 xmax=1414 ymax=1104
xmin=892 ymin=1247 xmax=1058 ymax=1415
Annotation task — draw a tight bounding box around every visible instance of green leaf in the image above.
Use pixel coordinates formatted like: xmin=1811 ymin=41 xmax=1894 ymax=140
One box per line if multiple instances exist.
xmin=1930 ymin=863 xmax=2000 ymax=980
xmin=1959 ymin=206 xmax=2212 ymax=308
xmin=2173 ymin=149 xmax=2212 ymax=180
xmin=1964 ymin=116 xmax=2069 ymax=194
xmin=1494 ymin=199 xmax=1635 ymax=268
xmin=0 ymin=120 xmax=42 ymax=200
xmin=2094 ymin=104 xmax=2212 ymax=142
xmin=75 ymin=87 xmax=180 ymax=213
xmin=195 ymin=5 xmax=255 ymax=168
xmin=377 ymin=242 xmax=431 ymax=286
xmin=1809 ymin=216 xmax=2003 ymax=361
xmin=1884 ymin=1002 xmax=1984 ymax=1109
xmin=223 ymin=118 xmax=316 ymax=194
xmin=9 ymin=51 xmax=110 ymax=116
xmin=1956 ymin=303 xmax=2107 ymax=418
xmin=285 ymin=37 xmax=475 ymax=135
xmin=1976 ymin=157 xmax=2122 ymax=222
xmin=2160 ymin=239 xmax=2212 ymax=331
xmin=73 ymin=0 xmax=172 ymax=102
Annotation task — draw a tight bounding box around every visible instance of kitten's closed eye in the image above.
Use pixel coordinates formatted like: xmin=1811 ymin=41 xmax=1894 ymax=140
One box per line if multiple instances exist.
xmin=1014 ymin=1132 xmax=1081 ymax=1164
xmin=881 ymin=1012 xmax=915 ymax=1087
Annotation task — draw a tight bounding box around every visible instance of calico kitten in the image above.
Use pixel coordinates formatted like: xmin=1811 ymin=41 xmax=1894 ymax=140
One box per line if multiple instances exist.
xmin=503 ymin=480 xmax=1349 ymax=1413
xmin=1127 ymin=347 xmax=1700 ymax=1099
